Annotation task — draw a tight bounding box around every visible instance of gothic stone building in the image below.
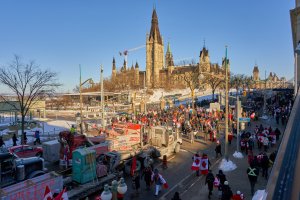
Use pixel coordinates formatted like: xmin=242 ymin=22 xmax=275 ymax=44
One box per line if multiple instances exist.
xmin=252 ymin=65 xmax=287 ymax=89
xmin=111 ymin=9 xmax=229 ymax=89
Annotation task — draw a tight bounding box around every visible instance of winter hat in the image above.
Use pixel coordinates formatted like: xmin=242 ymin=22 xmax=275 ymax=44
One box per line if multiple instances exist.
xmin=154 ymin=168 xmax=159 ymax=174
xmin=224 ymin=181 xmax=229 ymax=185
xmin=237 ymin=191 xmax=241 ymax=194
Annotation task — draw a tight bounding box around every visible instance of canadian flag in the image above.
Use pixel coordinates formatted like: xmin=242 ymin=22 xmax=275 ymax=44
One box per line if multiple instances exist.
xmin=54 ymin=188 xmax=69 ymax=200
xmin=191 ymin=158 xmax=200 ymax=171
xmin=200 ymin=158 xmax=209 ymax=175
xmin=43 ymin=186 xmax=53 ymax=200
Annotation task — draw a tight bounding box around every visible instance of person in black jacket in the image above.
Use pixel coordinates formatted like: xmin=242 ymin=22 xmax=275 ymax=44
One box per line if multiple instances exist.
xmin=217 ymin=170 xmax=227 ymax=185
xmin=0 ymin=136 xmax=4 ymax=147
xmin=171 ymin=192 xmax=181 ymax=200
xmin=222 ymin=181 xmax=233 ymax=200
xmin=205 ymin=170 xmax=215 ymax=199
xmin=261 ymin=153 xmax=269 ymax=180
xmin=215 ymin=141 xmax=222 ymax=158
xmin=12 ymin=133 xmax=18 ymax=146
xmin=247 ymin=164 xmax=259 ymax=196
xmin=141 ymin=166 xmax=152 ymax=190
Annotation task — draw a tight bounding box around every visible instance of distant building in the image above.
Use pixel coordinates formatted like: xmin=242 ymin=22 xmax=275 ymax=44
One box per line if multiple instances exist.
xmin=111 ymin=8 xmax=229 ymax=89
xmin=252 ymin=65 xmax=287 ymax=89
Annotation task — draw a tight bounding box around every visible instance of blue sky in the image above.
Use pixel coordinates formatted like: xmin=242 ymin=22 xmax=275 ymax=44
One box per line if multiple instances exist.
xmin=0 ymin=0 xmax=295 ymax=93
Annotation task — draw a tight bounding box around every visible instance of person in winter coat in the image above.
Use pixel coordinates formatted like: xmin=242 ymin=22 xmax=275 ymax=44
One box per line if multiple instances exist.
xmin=12 ymin=133 xmax=18 ymax=146
xmin=217 ymin=170 xmax=227 ymax=185
xmin=215 ymin=141 xmax=222 ymax=158
xmin=232 ymin=191 xmax=245 ymax=200
xmin=221 ymin=181 xmax=233 ymax=200
xmin=171 ymin=192 xmax=181 ymax=200
xmin=205 ymin=170 xmax=215 ymax=199
xmin=151 ymin=169 xmax=168 ymax=196
xmin=247 ymin=163 xmax=259 ymax=195
xmin=142 ymin=166 xmax=152 ymax=190
xmin=261 ymin=153 xmax=269 ymax=179
xmin=0 ymin=136 xmax=4 ymax=147
xmin=132 ymin=172 xmax=140 ymax=194
xmin=274 ymin=128 xmax=281 ymax=141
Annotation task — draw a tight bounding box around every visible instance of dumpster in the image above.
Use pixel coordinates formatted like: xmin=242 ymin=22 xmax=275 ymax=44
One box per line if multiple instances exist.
xmin=72 ymin=149 xmax=97 ymax=184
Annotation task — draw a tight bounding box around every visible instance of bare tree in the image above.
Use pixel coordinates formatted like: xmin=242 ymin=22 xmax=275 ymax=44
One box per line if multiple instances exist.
xmin=0 ymin=56 xmax=60 ymax=143
xmin=181 ymin=67 xmax=200 ymax=108
xmin=243 ymin=75 xmax=253 ymax=93
xmin=204 ymin=75 xmax=224 ymax=101
xmin=230 ymin=74 xmax=245 ymax=98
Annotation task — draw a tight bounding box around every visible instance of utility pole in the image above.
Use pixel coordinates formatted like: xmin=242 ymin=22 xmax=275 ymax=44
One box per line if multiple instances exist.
xmin=263 ymin=70 xmax=267 ymax=117
xmin=225 ymin=46 xmax=229 ymax=161
xmin=79 ymin=65 xmax=83 ymax=134
xmin=236 ymin=95 xmax=240 ymax=152
xmin=100 ymin=65 xmax=105 ymax=128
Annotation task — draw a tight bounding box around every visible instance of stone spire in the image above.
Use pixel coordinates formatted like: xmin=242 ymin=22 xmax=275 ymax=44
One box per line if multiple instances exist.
xmin=112 ymin=57 xmax=116 ymax=70
xmin=135 ymin=62 xmax=139 ymax=68
xmin=123 ymin=59 xmax=127 ymax=71
xmin=149 ymin=8 xmax=162 ymax=45
xmin=165 ymin=42 xmax=174 ymax=67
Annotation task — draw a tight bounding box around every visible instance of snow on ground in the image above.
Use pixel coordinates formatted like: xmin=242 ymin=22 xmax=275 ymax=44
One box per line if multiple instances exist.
xmin=233 ymin=151 xmax=244 ymax=159
xmin=2 ymin=136 xmax=55 ymax=148
xmin=148 ymin=88 xmax=213 ymax=103
xmin=219 ymin=158 xmax=237 ymax=172
xmin=252 ymin=190 xmax=267 ymax=200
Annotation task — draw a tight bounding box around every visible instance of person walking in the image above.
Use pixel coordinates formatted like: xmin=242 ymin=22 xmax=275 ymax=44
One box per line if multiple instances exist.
xmin=23 ymin=132 xmax=27 ymax=144
xmin=221 ymin=181 xmax=233 ymax=200
xmin=131 ymin=172 xmax=140 ymax=195
xmin=171 ymin=192 xmax=181 ymax=200
xmin=34 ymin=130 xmax=41 ymax=145
xmin=217 ymin=170 xmax=227 ymax=185
xmin=205 ymin=170 xmax=215 ymax=199
xmin=12 ymin=133 xmax=18 ymax=146
xmin=0 ymin=136 xmax=4 ymax=147
xmin=247 ymin=163 xmax=259 ymax=196
xmin=142 ymin=166 xmax=152 ymax=190
xmin=215 ymin=141 xmax=222 ymax=158
xmin=151 ymin=169 xmax=168 ymax=197
xmin=261 ymin=153 xmax=269 ymax=180
xmin=232 ymin=191 xmax=245 ymax=200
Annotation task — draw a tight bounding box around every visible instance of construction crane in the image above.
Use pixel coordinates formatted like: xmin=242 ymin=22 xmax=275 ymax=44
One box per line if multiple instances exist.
xmin=119 ymin=45 xmax=145 ymax=68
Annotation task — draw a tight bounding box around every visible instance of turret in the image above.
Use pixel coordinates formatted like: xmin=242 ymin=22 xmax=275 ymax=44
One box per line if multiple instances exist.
xmin=112 ymin=57 xmax=117 ymax=80
xmin=199 ymin=46 xmax=210 ymax=72
xmin=165 ymin=42 xmax=174 ymax=68
xmin=135 ymin=62 xmax=140 ymax=86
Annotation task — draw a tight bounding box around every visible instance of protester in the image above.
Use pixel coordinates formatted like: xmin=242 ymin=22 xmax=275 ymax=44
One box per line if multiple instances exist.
xmin=0 ymin=136 xmax=4 ymax=147
xmin=132 ymin=172 xmax=140 ymax=195
xmin=205 ymin=170 xmax=215 ymax=199
xmin=221 ymin=181 xmax=233 ymax=200
xmin=171 ymin=192 xmax=181 ymax=200
xmin=142 ymin=166 xmax=152 ymax=190
xmin=247 ymin=163 xmax=259 ymax=196
xmin=151 ymin=169 xmax=168 ymax=196
xmin=232 ymin=191 xmax=245 ymax=200
xmin=12 ymin=133 xmax=18 ymax=146
xmin=34 ymin=130 xmax=41 ymax=145
xmin=215 ymin=141 xmax=222 ymax=158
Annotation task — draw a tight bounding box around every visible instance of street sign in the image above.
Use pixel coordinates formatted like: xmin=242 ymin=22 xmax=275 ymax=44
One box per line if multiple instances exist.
xmin=239 ymin=117 xmax=250 ymax=122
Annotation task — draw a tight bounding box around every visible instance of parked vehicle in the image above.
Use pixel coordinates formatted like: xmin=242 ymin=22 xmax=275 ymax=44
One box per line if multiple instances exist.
xmin=9 ymin=145 xmax=43 ymax=158
xmin=0 ymin=150 xmax=45 ymax=188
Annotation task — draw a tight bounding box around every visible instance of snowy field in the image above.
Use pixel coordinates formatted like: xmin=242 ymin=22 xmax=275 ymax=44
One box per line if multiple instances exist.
xmin=0 ymin=118 xmax=76 ymax=147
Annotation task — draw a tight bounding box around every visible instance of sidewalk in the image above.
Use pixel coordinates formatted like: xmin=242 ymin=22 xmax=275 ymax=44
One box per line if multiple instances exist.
xmin=181 ymin=117 xmax=285 ymax=200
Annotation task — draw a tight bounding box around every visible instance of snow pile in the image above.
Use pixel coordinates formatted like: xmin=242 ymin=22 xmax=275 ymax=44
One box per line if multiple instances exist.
xmin=233 ymin=151 xmax=244 ymax=159
xmin=260 ymin=115 xmax=269 ymax=120
xmin=252 ymin=190 xmax=267 ymax=200
xmin=149 ymin=88 xmax=191 ymax=102
xmin=219 ymin=159 xmax=237 ymax=172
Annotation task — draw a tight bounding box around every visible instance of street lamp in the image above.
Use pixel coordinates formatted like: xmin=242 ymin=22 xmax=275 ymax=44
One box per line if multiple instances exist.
xmin=199 ymin=46 xmax=230 ymax=161
xmin=79 ymin=65 xmax=94 ymax=134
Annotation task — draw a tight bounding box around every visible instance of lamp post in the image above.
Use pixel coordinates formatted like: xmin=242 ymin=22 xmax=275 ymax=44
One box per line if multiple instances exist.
xmin=199 ymin=46 xmax=229 ymax=160
xmin=79 ymin=65 xmax=94 ymax=134
xmin=224 ymin=46 xmax=229 ymax=161
xmin=100 ymin=65 xmax=105 ymax=128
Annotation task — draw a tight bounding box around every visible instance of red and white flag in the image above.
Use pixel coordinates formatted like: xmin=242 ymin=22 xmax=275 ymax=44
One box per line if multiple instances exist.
xmin=43 ymin=186 xmax=53 ymax=200
xmin=54 ymin=188 xmax=69 ymax=200
xmin=200 ymin=158 xmax=209 ymax=175
xmin=191 ymin=158 xmax=200 ymax=171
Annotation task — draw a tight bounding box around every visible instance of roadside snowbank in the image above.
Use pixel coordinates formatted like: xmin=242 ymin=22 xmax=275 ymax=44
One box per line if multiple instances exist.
xmin=252 ymin=190 xmax=267 ymax=200
xmin=233 ymin=151 xmax=244 ymax=159
xmin=219 ymin=159 xmax=237 ymax=172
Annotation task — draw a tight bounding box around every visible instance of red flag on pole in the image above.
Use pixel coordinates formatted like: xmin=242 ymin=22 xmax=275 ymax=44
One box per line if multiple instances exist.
xmin=131 ymin=156 xmax=137 ymax=176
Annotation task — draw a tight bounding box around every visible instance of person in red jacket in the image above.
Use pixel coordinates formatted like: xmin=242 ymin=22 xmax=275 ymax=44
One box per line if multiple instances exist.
xmin=232 ymin=191 xmax=244 ymax=200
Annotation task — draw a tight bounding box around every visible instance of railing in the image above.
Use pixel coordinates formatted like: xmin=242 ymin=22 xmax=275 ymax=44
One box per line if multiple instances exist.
xmin=265 ymin=89 xmax=300 ymax=200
